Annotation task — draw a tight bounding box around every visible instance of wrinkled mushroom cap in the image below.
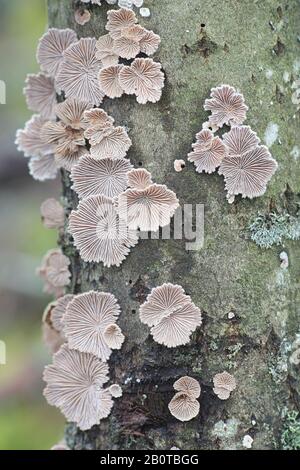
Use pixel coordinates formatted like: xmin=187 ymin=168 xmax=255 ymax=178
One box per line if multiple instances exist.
xmin=37 ymin=28 xmax=78 ymax=78
xmin=213 ymin=371 xmax=236 ymax=392
xmin=57 ymin=38 xmax=105 ymax=105
xmin=68 ymin=194 xmax=138 ymax=266
xmin=63 ymin=291 xmax=122 ymax=361
xmin=117 ymin=183 xmax=179 ymax=232
xmin=109 ymin=383 xmax=123 ymax=398
xmin=168 ymin=391 xmax=200 ymax=422
xmin=43 ymin=344 xmax=112 ymax=430
xmin=204 ymin=84 xmax=248 ymax=128
xmin=173 ymin=376 xmax=201 ymax=399
xmin=71 ymin=155 xmax=132 ymax=199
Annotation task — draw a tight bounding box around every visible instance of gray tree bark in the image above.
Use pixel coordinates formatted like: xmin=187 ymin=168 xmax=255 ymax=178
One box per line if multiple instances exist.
xmin=48 ymin=0 xmax=300 ymax=450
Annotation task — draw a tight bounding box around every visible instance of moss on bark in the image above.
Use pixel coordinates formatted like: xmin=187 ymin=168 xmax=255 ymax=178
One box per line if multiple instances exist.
xmin=48 ymin=0 xmax=300 ymax=450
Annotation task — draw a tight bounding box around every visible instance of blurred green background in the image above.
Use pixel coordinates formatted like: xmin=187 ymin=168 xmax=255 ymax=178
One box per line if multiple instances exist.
xmin=0 ymin=0 xmax=65 ymax=449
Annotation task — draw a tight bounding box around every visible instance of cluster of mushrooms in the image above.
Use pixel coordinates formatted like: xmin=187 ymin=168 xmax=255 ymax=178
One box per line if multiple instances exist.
xmin=187 ymin=84 xmax=278 ymax=203
xmin=15 ymin=6 xmax=240 ymax=433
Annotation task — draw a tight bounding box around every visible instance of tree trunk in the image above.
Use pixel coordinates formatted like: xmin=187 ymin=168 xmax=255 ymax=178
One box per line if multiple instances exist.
xmin=48 ymin=0 xmax=300 ymax=450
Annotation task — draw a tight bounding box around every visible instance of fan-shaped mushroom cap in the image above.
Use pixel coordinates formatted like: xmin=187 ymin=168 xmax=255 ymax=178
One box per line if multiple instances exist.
xmin=127 ymin=168 xmax=153 ymax=189
xmin=173 ymin=376 xmax=201 ymax=399
xmin=204 ymin=84 xmax=248 ymax=128
xmin=63 ymin=291 xmax=122 ymax=361
xmin=84 ymin=108 xmax=115 ymax=128
xmin=188 ymin=129 xmax=228 ymax=174
xmin=40 ymin=198 xmax=64 ymax=229
xmin=51 ymin=294 xmax=74 ymax=333
xmin=57 ymin=38 xmax=105 ymax=105
xmin=42 ymin=100 xmax=88 ymax=171
xmin=213 ymin=371 xmax=236 ymax=391
xmin=113 ymin=25 xmax=146 ymax=59
xmin=219 ymin=145 xmax=278 ymax=199
xmin=99 ymin=65 xmax=124 ymax=99
xmin=213 ymin=387 xmax=231 ymax=400
xmin=117 ymin=183 xmax=179 ymax=232
xmin=151 ymin=301 xmax=202 ymax=348
xmin=140 ymin=283 xmax=202 ymax=348
xmin=56 ymin=146 xmax=87 ymax=172
xmin=43 ymin=344 xmax=113 ymax=430
xmin=55 ymin=98 xmax=91 ymax=130
xmin=42 ymin=124 xmax=86 ymax=173
xmin=106 ymin=8 xmax=137 ymax=40
xmin=37 ymin=28 xmax=78 ymax=78
xmin=96 ymin=34 xmax=119 ymax=67
xmin=46 ymin=256 xmax=71 ymax=288
xmin=29 ymin=154 xmax=58 ymax=182
xmin=89 ymin=125 xmax=132 ymax=160
xmin=168 ymin=392 xmax=200 ymax=422
xmin=139 ymin=283 xmax=190 ymax=327
xmin=75 ymin=8 xmax=91 ymax=25
xmin=37 ymin=249 xmax=71 ymax=297
xmin=71 ymin=155 xmax=132 ymax=199
xmin=195 ymin=129 xmax=214 ymax=150
xmin=222 ymin=125 xmax=260 ymax=156
xmin=16 ymin=115 xmax=55 ymax=158
xmin=41 ymin=121 xmax=68 ymax=145
xmin=69 ymin=195 xmax=138 ymax=266
xmin=109 ymin=384 xmax=123 ymax=398
xmin=119 ymin=58 xmax=164 ymax=104
xmin=103 ymin=324 xmax=125 ymax=349
xmin=24 ymin=73 xmax=57 ymax=120
xmin=139 ymin=30 xmax=161 ymax=56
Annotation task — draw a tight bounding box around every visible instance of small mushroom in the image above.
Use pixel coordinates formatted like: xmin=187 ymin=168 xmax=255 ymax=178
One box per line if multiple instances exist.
xmin=71 ymin=155 xmax=132 ymax=199
xmin=127 ymin=168 xmax=153 ymax=189
xmin=57 ymin=38 xmax=105 ymax=105
xmin=99 ymin=65 xmax=124 ymax=98
xmin=109 ymin=383 xmax=123 ymax=398
xmin=75 ymin=9 xmax=91 ymax=26
xmin=213 ymin=371 xmax=236 ymax=400
xmin=188 ymin=129 xmax=228 ymax=174
xmin=139 ymin=283 xmax=202 ymax=348
xmin=174 ymin=159 xmax=186 ymax=172
xmin=43 ymin=344 xmax=113 ymax=430
xmin=40 ymin=198 xmax=64 ymax=229
xmin=37 ymin=249 xmax=71 ymax=297
xmin=68 ymin=194 xmax=139 ymax=266
xmin=168 ymin=379 xmax=200 ymax=422
xmin=28 ymin=153 xmax=58 ymax=182
xmin=42 ymin=302 xmax=65 ymax=354
xmin=119 ymin=58 xmax=164 ymax=104
xmin=88 ymin=125 xmax=132 ymax=160
xmin=173 ymin=376 xmax=201 ymax=399
xmin=219 ymin=145 xmax=278 ymax=200
xmin=204 ymin=84 xmax=248 ymax=128
xmin=222 ymin=125 xmax=260 ymax=157
xmin=16 ymin=115 xmax=55 ymax=159
xmin=24 ymin=73 xmax=57 ymax=120
xmin=103 ymin=324 xmax=125 ymax=350
xmin=63 ymin=291 xmax=123 ymax=361
xmin=37 ymin=28 xmax=78 ymax=78
xmin=96 ymin=34 xmax=119 ymax=67
xmin=117 ymin=178 xmax=179 ymax=232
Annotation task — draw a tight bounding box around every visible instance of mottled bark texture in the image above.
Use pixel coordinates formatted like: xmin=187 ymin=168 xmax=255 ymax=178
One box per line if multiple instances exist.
xmin=48 ymin=0 xmax=300 ymax=450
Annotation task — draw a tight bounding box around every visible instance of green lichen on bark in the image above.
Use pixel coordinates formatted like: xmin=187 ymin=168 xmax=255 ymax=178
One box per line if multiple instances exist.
xmin=48 ymin=0 xmax=300 ymax=450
